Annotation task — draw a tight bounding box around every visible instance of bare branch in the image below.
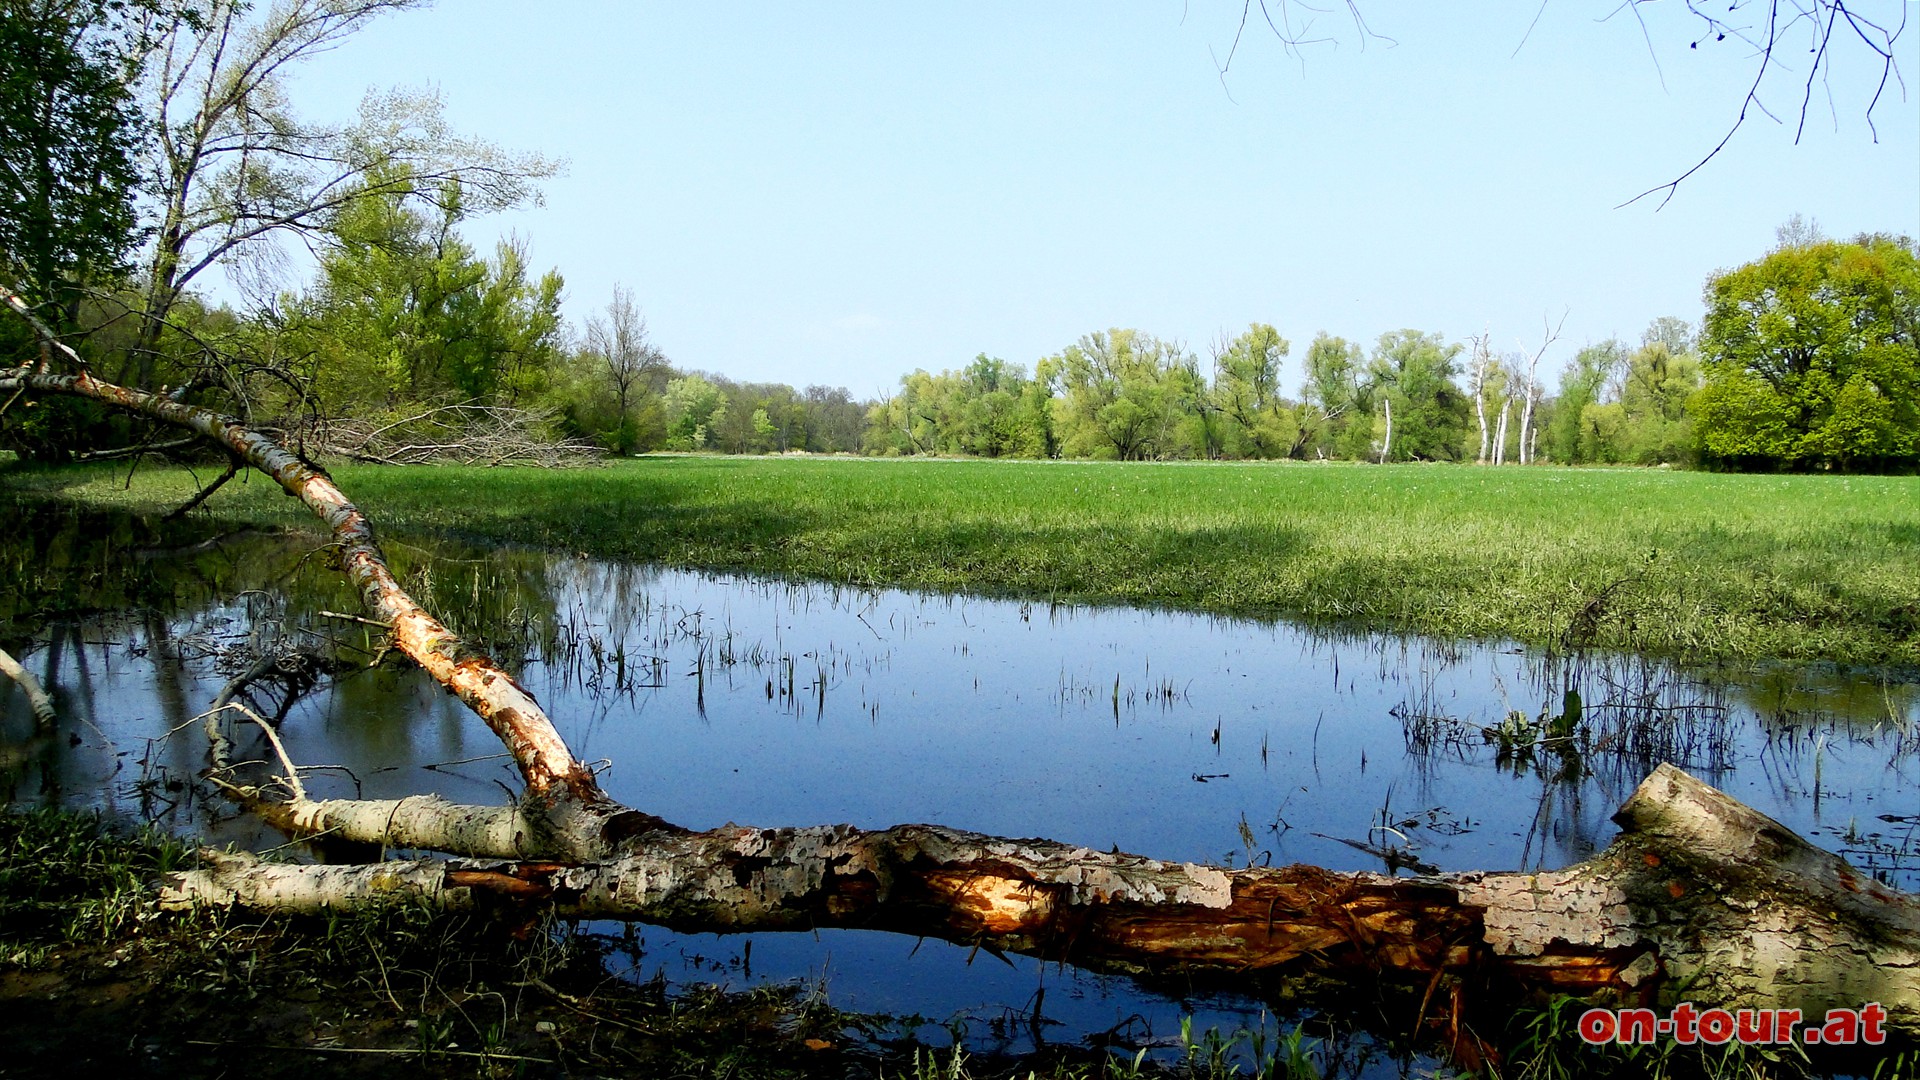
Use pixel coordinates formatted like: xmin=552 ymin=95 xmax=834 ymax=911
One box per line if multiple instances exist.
xmin=1619 ymin=0 xmax=1908 ymax=208
xmin=162 ymin=454 xmax=241 ymax=519
xmin=299 ymin=404 xmax=604 ymax=467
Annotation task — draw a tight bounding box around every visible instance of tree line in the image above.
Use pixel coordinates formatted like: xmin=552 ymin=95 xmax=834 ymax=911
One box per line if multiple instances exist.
xmin=3 ymin=2 xmax=1915 ymax=473
xmin=857 ymin=225 xmax=1917 ymax=475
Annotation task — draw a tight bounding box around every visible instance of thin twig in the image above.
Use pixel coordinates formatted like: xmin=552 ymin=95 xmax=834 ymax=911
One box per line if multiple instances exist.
xmin=164 ymin=455 xmax=241 ymax=520
xmin=181 ymin=1040 xmax=552 ymax=1062
xmin=204 ymin=700 xmax=307 ymax=802
xmin=319 ymin=609 xmax=393 ymax=629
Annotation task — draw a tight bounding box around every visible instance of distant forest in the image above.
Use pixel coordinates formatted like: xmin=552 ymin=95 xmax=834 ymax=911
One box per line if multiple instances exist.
xmin=5 ymin=3 xmax=1914 ymax=473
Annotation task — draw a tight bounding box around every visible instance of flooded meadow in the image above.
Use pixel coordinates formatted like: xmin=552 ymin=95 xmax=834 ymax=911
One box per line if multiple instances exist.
xmin=4 ymin=501 xmax=1918 ymax=1066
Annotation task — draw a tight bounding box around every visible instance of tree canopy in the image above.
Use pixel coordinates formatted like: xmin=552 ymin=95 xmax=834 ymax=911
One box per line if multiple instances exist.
xmin=1693 ymin=234 xmax=1920 ymax=471
xmin=1370 ymin=329 xmax=1469 ymax=462
xmin=0 ymin=0 xmax=145 ymax=324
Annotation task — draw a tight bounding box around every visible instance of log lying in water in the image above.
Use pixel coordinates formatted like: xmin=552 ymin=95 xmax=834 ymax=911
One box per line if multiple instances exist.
xmin=9 ymin=331 xmax=1913 ymax=1044
xmin=0 ymin=349 xmax=598 ymax=808
xmin=164 ymin=764 xmax=1920 ymax=1034
xmin=3 ymin=341 xmax=655 ymax=860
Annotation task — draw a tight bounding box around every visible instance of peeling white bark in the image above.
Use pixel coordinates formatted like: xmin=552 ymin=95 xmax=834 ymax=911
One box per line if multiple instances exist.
xmin=247 ymin=792 xmax=662 ymax=863
xmin=162 ymin=767 xmax=1920 ymax=1031
xmin=10 ymin=330 xmax=1919 ymax=1038
xmin=0 ymin=359 xmax=595 ymax=801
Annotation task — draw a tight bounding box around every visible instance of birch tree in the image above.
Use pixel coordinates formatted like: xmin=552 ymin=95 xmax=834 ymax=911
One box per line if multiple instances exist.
xmin=10 ymin=297 xmax=1920 ymax=1054
xmin=1466 ymin=330 xmax=1493 ymax=464
xmin=1492 ymin=381 xmax=1511 ymax=465
xmin=1513 ymin=313 xmax=1566 ymax=465
xmin=123 ymin=0 xmax=556 ymax=386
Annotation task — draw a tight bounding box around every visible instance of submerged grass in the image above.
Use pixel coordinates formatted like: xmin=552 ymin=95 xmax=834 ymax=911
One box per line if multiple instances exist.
xmin=6 ymin=808 xmax=1888 ymax=1080
xmin=8 ymin=456 xmax=1916 ymax=667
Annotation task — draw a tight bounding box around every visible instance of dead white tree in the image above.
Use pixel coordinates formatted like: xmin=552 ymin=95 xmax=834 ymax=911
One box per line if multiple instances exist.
xmin=1493 ymin=362 xmax=1514 ymax=466
xmin=1514 ymin=312 xmax=1566 ymax=466
xmin=1468 ymin=330 xmax=1493 ymax=465
xmin=7 ymin=296 xmax=1920 ymax=1051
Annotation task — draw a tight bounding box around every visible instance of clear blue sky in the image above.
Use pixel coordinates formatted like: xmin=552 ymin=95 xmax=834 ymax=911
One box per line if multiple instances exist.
xmin=283 ymin=2 xmax=1920 ymax=397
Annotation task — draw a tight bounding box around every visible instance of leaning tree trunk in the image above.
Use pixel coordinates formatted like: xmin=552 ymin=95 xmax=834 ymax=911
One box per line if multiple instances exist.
xmin=5 ymin=310 xmax=1918 ymax=1051
xmin=162 ymin=764 xmax=1920 ymax=1035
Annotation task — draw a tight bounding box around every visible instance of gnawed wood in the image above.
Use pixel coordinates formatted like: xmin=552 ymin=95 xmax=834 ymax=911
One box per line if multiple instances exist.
xmin=9 ymin=333 xmax=1917 ymax=1044
xmin=164 ymin=766 xmax=1920 ymax=1032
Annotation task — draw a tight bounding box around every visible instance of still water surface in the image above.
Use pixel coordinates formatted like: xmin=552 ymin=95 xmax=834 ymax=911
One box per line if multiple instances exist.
xmin=4 ymin=507 xmax=1917 ymax=1063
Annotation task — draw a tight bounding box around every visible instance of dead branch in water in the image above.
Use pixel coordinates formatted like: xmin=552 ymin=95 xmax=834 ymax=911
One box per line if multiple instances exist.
xmin=7 ymin=299 xmax=1918 ymax=1051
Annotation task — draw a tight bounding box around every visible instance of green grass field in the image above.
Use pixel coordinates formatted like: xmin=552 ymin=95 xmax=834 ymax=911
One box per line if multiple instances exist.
xmin=8 ymin=456 xmax=1918 ymax=667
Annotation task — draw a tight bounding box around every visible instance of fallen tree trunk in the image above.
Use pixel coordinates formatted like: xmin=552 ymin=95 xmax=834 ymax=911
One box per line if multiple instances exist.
xmin=7 ymin=330 xmax=1918 ymax=1047
xmin=0 ymin=644 xmax=58 ymax=730
xmin=165 ymin=765 xmax=1920 ymax=1033
xmin=2 ymin=317 xmax=648 ymax=858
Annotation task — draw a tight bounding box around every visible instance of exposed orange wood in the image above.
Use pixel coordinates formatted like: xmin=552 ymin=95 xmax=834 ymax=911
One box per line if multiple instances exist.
xmin=0 ymin=364 xmax=594 ymax=799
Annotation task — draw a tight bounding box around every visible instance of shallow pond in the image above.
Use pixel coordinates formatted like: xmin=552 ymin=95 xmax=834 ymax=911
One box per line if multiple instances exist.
xmin=3 ymin=503 xmax=1918 ymax=1066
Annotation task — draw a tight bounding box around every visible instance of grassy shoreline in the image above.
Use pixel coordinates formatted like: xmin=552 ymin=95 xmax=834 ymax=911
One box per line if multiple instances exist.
xmin=5 ymin=809 xmax=1904 ymax=1079
xmin=6 ymin=455 xmax=1917 ymax=668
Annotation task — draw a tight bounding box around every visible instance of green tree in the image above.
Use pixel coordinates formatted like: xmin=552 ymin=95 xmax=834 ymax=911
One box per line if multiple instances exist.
xmin=1209 ymin=323 xmax=1296 ymax=458
xmin=1369 ymin=329 xmax=1468 ymax=462
xmin=1641 ymin=315 xmax=1695 ymax=358
xmin=663 ymin=373 xmax=727 ymax=450
xmin=1616 ymin=339 xmax=1701 ymax=465
xmin=1052 ymin=329 xmax=1196 ymax=460
xmin=867 ymin=369 xmax=954 ymax=455
xmin=951 ymin=355 xmax=1049 ymax=458
xmin=1694 ymin=234 xmax=1920 ymax=471
xmin=0 ymin=0 xmax=145 ymax=328
xmin=702 ymin=377 xmax=804 ymax=453
xmin=1299 ymin=333 xmax=1365 ymax=459
xmin=1544 ymin=340 xmax=1625 ymax=464
xmin=285 ymin=172 xmax=563 ymax=414
xmin=800 ymin=384 xmax=865 ymax=453
xmin=0 ymin=0 xmax=157 ymax=459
